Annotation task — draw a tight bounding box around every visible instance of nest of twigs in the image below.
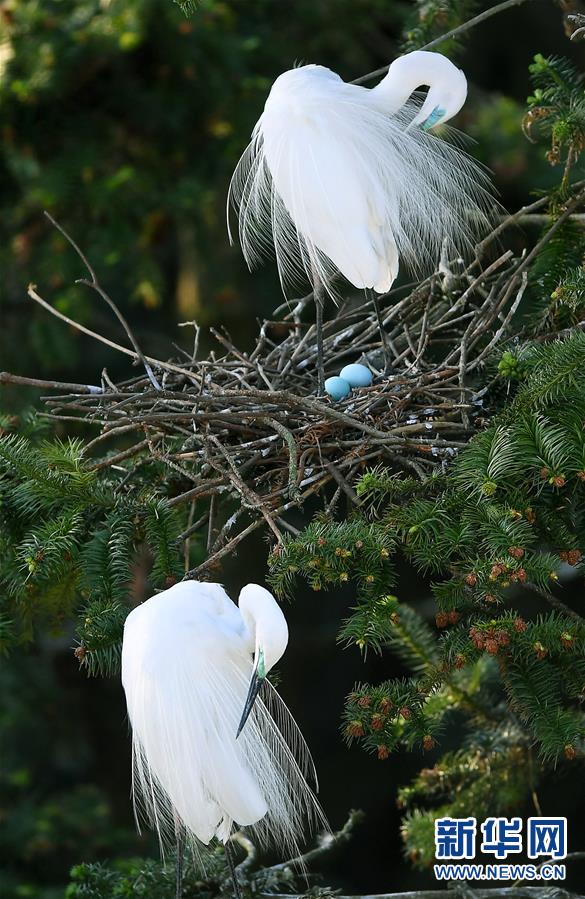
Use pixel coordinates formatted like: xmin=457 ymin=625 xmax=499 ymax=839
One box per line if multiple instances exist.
xmin=3 ymin=192 xmax=578 ymax=574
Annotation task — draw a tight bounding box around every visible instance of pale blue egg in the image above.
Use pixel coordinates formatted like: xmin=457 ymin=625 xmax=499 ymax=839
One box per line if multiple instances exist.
xmin=324 ymin=376 xmax=351 ymax=401
xmin=339 ymin=363 xmax=373 ymax=388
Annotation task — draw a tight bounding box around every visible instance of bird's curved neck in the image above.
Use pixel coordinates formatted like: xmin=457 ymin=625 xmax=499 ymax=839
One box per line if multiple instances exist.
xmin=372 ymin=54 xmax=443 ymax=114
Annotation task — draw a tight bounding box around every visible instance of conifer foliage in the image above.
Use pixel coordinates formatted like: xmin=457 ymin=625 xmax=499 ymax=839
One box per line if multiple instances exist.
xmin=0 ymin=418 xmax=185 ymax=675
xmin=269 ymin=335 xmax=585 ymax=863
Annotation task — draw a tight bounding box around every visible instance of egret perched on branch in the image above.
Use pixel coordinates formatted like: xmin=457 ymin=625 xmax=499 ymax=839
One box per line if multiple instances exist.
xmin=121 ymin=580 xmax=325 ymax=894
xmin=228 ymin=50 xmax=496 ymax=391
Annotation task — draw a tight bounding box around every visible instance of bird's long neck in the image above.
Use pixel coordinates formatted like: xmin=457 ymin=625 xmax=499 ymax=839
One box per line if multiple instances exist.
xmin=371 ymin=51 xmax=448 ymax=114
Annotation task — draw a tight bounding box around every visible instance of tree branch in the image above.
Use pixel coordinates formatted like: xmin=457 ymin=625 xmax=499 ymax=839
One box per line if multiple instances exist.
xmin=352 ymin=0 xmax=536 ymax=85
xmin=44 ymin=211 xmax=162 ymax=390
xmin=0 ymin=371 xmax=103 ymax=394
xmin=27 ymin=283 xmax=199 ymax=384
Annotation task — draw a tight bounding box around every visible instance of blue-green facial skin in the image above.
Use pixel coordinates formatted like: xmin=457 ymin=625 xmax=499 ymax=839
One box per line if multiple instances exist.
xmin=256 ymin=646 xmax=266 ymax=679
xmin=422 ymin=106 xmax=445 ymax=130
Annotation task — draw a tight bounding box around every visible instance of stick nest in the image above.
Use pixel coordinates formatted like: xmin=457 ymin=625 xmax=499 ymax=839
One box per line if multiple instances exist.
xmin=6 ymin=192 xmax=572 ymax=574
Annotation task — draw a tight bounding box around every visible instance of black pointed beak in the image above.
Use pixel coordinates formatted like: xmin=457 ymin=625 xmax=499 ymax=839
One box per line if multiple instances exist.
xmin=236 ymin=664 xmax=264 ymax=738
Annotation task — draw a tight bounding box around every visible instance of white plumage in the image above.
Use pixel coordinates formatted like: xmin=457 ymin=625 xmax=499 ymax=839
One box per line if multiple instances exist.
xmin=121 ymin=580 xmax=325 ymax=858
xmin=229 ymin=50 xmax=495 ymax=297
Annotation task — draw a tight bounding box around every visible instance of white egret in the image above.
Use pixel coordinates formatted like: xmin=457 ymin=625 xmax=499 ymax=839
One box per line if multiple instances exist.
xmin=121 ymin=580 xmax=325 ymax=895
xmin=228 ymin=50 xmax=496 ymax=389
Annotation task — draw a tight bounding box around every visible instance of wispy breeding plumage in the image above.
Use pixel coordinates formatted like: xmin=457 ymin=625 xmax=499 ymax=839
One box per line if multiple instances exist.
xmin=121 ymin=581 xmax=326 ymax=866
xmin=229 ymin=50 xmax=496 ymax=298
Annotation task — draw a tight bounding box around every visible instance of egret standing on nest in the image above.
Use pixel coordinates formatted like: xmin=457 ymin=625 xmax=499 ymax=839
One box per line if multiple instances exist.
xmin=121 ymin=580 xmax=325 ymax=897
xmin=228 ymin=50 xmax=496 ymax=392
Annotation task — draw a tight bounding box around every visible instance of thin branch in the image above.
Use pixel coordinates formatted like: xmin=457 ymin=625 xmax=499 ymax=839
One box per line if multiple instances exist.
xmin=207 ymin=436 xmax=283 ymax=543
xmin=261 ymin=417 xmax=301 ymax=500
xmin=88 ymin=437 xmax=156 ymax=472
xmin=524 ymin=582 xmax=583 ymax=622
xmin=325 ymin=462 xmax=360 ymax=505
xmin=27 ymin=283 xmax=198 ymax=384
xmin=184 ymin=517 xmax=263 ymax=579
xmin=178 ymin=511 xmax=209 ymax=545
xmin=0 ymin=371 xmax=103 ymax=394
xmin=467 ymin=270 xmax=529 ymax=370
xmin=266 ymin=809 xmax=364 ymax=874
xmin=352 ymin=0 xmax=535 ymax=85
xmin=44 ymin=211 xmax=162 ymax=390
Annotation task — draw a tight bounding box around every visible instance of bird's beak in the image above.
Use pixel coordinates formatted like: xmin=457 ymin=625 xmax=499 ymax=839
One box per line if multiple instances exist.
xmin=422 ymin=105 xmax=446 ymax=131
xmin=236 ymin=648 xmax=265 ymax=738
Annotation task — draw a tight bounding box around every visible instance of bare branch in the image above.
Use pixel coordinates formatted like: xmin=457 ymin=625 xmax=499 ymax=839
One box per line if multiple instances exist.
xmin=0 ymin=371 xmax=103 ymax=394
xmin=44 ymin=211 xmax=162 ymax=390
xmin=352 ymin=0 xmax=536 ymax=86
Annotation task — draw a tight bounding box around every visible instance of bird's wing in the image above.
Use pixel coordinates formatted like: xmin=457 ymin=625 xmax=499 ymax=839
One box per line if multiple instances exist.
xmin=261 ymin=98 xmax=398 ymax=293
xmin=229 ymin=73 xmax=401 ymax=296
xmin=122 ymin=586 xmax=267 ymax=849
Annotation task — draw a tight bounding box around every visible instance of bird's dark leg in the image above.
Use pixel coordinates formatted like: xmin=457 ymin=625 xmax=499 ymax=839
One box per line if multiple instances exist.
xmin=313 ymin=278 xmax=325 ymax=395
xmin=174 ymin=819 xmax=186 ymax=899
xmin=225 ymin=839 xmax=243 ymax=899
xmin=368 ymin=288 xmax=392 ymax=375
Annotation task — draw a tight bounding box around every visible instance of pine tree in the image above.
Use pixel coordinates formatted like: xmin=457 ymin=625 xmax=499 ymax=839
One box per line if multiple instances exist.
xmin=268 ymin=335 xmax=585 ymax=867
xmin=0 ymin=419 xmax=186 ymax=675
